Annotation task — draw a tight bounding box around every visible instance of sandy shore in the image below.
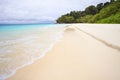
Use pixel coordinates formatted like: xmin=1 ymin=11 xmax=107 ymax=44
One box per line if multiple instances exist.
xmin=7 ymin=24 xmax=120 ymax=80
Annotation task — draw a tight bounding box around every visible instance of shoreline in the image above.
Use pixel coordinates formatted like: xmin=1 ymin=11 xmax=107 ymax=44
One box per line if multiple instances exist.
xmin=7 ymin=24 xmax=120 ymax=80
xmin=0 ymin=25 xmax=66 ymax=80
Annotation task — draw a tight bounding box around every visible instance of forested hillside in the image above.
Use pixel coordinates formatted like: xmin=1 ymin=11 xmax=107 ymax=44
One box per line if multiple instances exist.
xmin=56 ymin=0 xmax=120 ymax=23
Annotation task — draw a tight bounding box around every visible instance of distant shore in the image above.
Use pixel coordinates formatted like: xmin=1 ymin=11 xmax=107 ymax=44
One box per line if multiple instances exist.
xmin=7 ymin=24 xmax=120 ymax=80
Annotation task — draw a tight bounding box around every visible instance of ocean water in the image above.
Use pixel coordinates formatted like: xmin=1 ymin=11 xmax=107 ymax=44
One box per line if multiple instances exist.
xmin=0 ymin=24 xmax=66 ymax=80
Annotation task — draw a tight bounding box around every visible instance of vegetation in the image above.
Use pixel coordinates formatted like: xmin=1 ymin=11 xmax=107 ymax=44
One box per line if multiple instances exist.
xmin=56 ymin=0 xmax=120 ymax=23
xmin=97 ymin=12 xmax=120 ymax=23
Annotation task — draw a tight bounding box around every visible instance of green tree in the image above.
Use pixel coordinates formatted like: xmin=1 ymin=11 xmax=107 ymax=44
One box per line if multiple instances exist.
xmin=104 ymin=2 xmax=110 ymax=7
xmin=85 ymin=5 xmax=98 ymax=15
xmin=89 ymin=0 xmax=120 ymax=23
xmin=56 ymin=16 xmax=75 ymax=23
xmin=81 ymin=11 xmax=86 ymax=16
xmin=64 ymin=16 xmax=75 ymax=23
xmin=110 ymin=0 xmax=115 ymax=3
xmin=76 ymin=15 xmax=93 ymax=23
xmin=56 ymin=0 xmax=120 ymax=23
xmin=97 ymin=3 xmax=104 ymax=12
xmin=97 ymin=12 xmax=120 ymax=23
xmin=69 ymin=11 xmax=82 ymax=19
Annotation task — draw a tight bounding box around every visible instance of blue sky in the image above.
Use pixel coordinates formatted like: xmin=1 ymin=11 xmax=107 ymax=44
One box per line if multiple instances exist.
xmin=0 ymin=0 xmax=109 ymax=23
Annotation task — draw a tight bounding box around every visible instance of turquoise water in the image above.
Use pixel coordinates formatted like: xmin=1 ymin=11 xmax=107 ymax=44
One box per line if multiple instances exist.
xmin=0 ymin=24 xmax=56 ymax=31
xmin=0 ymin=24 xmax=66 ymax=79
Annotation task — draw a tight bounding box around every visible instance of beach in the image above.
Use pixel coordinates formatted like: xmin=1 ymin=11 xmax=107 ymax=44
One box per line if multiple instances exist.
xmin=7 ymin=24 xmax=120 ymax=80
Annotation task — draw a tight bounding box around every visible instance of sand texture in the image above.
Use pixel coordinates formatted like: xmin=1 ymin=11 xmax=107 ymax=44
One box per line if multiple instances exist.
xmin=7 ymin=24 xmax=120 ymax=80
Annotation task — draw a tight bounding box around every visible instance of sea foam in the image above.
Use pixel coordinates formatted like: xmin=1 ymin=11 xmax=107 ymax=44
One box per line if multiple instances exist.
xmin=0 ymin=24 xmax=66 ymax=80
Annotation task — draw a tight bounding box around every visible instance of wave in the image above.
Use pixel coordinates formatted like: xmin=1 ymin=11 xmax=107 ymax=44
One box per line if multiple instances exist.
xmin=0 ymin=24 xmax=66 ymax=80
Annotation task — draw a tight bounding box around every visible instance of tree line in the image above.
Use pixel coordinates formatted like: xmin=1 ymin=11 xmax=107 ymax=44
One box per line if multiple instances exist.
xmin=56 ymin=0 xmax=120 ymax=23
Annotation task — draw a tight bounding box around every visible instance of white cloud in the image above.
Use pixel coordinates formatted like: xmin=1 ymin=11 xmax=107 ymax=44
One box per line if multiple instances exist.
xmin=0 ymin=0 xmax=110 ymax=23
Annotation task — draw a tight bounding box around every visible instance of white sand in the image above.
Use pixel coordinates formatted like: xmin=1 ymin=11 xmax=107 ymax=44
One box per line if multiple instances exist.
xmin=7 ymin=24 xmax=120 ymax=80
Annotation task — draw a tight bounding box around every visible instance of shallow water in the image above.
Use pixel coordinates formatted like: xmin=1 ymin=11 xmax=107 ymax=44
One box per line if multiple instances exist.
xmin=0 ymin=24 xmax=66 ymax=79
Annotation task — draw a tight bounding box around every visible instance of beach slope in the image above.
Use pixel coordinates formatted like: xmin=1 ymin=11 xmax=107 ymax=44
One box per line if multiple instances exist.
xmin=7 ymin=24 xmax=120 ymax=80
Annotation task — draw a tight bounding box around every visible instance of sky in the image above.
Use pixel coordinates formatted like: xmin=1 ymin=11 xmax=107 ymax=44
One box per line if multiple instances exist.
xmin=0 ymin=0 xmax=110 ymax=23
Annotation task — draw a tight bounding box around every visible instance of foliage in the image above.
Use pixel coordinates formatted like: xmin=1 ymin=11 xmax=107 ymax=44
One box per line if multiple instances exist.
xmin=56 ymin=0 xmax=120 ymax=23
xmin=76 ymin=15 xmax=93 ymax=23
xmin=97 ymin=12 xmax=120 ymax=23
xmin=96 ymin=3 xmax=104 ymax=12
xmin=69 ymin=11 xmax=82 ymax=19
xmin=85 ymin=5 xmax=98 ymax=15
xmin=103 ymin=2 xmax=110 ymax=7
xmin=89 ymin=0 xmax=120 ymax=23
xmin=57 ymin=15 xmax=75 ymax=23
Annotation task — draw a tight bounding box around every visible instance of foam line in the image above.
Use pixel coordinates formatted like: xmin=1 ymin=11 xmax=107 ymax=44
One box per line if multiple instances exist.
xmin=0 ymin=26 xmax=66 ymax=80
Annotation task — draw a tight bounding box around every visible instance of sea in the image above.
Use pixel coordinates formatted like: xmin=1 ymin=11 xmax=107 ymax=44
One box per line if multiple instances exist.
xmin=0 ymin=24 xmax=67 ymax=80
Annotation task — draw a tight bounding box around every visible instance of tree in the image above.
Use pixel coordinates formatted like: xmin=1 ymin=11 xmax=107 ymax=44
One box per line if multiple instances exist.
xmin=81 ymin=11 xmax=86 ymax=17
xmin=97 ymin=3 xmax=104 ymax=12
xmin=63 ymin=16 xmax=75 ymax=23
xmin=85 ymin=5 xmax=98 ymax=15
xmin=77 ymin=15 xmax=93 ymax=23
xmin=56 ymin=15 xmax=75 ymax=23
xmin=104 ymin=2 xmax=110 ymax=7
xmin=56 ymin=0 xmax=120 ymax=23
xmin=69 ymin=11 xmax=82 ymax=19
xmin=110 ymin=0 xmax=115 ymax=3
xmin=117 ymin=0 xmax=120 ymax=2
